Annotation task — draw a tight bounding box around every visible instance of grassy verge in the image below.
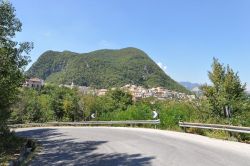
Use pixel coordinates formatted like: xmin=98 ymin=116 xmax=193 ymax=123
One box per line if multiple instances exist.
xmin=21 ymin=142 xmax=41 ymax=166
xmin=0 ymin=132 xmax=36 ymax=166
xmin=0 ymin=132 xmax=27 ymax=165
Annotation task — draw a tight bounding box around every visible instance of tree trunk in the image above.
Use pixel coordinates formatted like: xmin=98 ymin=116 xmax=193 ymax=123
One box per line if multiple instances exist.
xmin=224 ymin=105 xmax=232 ymax=118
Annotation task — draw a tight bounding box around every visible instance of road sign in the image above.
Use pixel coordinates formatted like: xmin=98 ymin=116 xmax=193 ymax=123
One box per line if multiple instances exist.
xmin=91 ymin=113 xmax=95 ymax=119
xmin=153 ymin=111 xmax=158 ymax=119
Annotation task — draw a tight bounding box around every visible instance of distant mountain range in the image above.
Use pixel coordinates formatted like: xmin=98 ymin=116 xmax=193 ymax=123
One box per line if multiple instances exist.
xmin=179 ymin=81 xmax=201 ymax=91
xmin=26 ymin=47 xmax=190 ymax=93
xmin=180 ymin=82 xmax=250 ymax=97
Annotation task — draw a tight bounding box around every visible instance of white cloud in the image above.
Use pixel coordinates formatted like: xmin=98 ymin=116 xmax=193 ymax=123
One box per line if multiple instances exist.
xmin=157 ymin=62 xmax=167 ymax=73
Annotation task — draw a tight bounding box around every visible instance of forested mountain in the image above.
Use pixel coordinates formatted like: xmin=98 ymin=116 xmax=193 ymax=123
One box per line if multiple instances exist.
xmin=27 ymin=47 xmax=189 ymax=93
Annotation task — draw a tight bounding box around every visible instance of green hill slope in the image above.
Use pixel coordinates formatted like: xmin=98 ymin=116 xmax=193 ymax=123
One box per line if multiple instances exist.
xmin=26 ymin=47 xmax=189 ymax=93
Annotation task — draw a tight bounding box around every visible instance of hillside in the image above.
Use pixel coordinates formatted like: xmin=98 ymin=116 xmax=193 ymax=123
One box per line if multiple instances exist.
xmin=26 ymin=47 xmax=189 ymax=93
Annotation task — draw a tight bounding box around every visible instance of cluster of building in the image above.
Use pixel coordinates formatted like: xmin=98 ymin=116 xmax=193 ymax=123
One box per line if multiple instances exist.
xmin=24 ymin=78 xmax=196 ymax=101
xmin=121 ymin=84 xmax=196 ymax=101
xmin=59 ymin=82 xmax=115 ymax=96
xmin=74 ymin=84 xmax=195 ymax=101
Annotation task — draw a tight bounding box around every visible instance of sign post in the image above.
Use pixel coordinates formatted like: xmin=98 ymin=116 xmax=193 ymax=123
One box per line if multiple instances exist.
xmin=91 ymin=113 xmax=95 ymax=119
xmin=152 ymin=111 xmax=158 ymax=129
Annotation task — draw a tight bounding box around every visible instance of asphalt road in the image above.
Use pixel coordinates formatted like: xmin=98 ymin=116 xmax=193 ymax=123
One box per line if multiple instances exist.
xmin=15 ymin=127 xmax=250 ymax=166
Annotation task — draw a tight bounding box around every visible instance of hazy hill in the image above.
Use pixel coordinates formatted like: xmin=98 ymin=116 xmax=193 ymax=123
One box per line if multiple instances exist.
xmin=27 ymin=47 xmax=189 ymax=93
xmin=179 ymin=81 xmax=201 ymax=91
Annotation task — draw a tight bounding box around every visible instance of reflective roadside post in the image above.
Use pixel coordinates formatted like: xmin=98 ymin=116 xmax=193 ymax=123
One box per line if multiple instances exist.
xmin=152 ymin=110 xmax=158 ymax=129
xmin=91 ymin=113 xmax=95 ymax=119
xmin=151 ymin=100 xmax=158 ymax=129
xmin=90 ymin=113 xmax=95 ymax=126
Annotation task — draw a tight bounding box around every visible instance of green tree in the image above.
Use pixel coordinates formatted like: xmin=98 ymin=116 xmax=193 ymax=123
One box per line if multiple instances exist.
xmin=25 ymin=92 xmax=42 ymax=122
xmin=201 ymin=58 xmax=247 ymax=118
xmin=106 ymin=89 xmax=133 ymax=111
xmin=79 ymin=95 xmax=97 ymax=120
xmin=0 ymin=0 xmax=32 ymax=132
xmin=11 ymin=88 xmax=32 ymax=123
xmin=63 ymin=92 xmax=81 ymax=121
xmin=11 ymin=89 xmax=44 ymax=123
xmin=51 ymin=87 xmax=67 ymax=121
xmin=38 ymin=94 xmax=54 ymax=122
xmin=49 ymin=86 xmax=81 ymax=121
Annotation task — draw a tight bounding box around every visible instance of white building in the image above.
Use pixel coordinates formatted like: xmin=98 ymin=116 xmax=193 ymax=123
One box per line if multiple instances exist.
xmin=97 ymin=89 xmax=108 ymax=96
xmin=24 ymin=77 xmax=44 ymax=89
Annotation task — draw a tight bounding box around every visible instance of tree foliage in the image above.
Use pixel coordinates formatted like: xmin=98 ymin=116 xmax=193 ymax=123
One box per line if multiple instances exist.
xmin=10 ymin=84 xmax=250 ymax=142
xmin=11 ymin=86 xmax=133 ymax=122
xmin=201 ymin=58 xmax=247 ymax=118
xmin=12 ymin=86 xmax=81 ymax=122
xmin=106 ymin=89 xmax=133 ymax=111
xmin=0 ymin=0 xmax=32 ymax=132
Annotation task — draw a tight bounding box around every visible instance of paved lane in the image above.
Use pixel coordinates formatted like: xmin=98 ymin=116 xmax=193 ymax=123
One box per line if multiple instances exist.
xmin=16 ymin=127 xmax=250 ymax=166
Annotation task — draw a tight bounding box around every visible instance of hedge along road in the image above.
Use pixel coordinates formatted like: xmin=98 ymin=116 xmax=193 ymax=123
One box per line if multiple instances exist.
xmin=15 ymin=127 xmax=250 ymax=166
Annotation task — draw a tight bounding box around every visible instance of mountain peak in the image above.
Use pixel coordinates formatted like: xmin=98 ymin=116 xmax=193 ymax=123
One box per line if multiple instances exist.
xmin=26 ymin=48 xmax=189 ymax=93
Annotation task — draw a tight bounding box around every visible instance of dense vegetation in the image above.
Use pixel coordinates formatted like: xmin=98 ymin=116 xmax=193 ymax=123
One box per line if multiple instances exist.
xmin=11 ymin=86 xmax=133 ymax=123
xmin=10 ymin=84 xmax=250 ymax=142
xmin=0 ymin=0 xmax=32 ymax=163
xmin=26 ymin=48 xmax=189 ymax=93
xmin=0 ymin=0 xmax=32 ymax=130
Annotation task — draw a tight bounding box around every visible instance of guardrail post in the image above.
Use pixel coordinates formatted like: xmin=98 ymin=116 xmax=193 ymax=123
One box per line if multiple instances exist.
xmin=179 ymin=121 xmax=187 ymax=132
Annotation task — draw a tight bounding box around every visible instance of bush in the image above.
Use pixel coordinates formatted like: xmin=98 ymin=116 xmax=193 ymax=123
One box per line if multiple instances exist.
xmin=158 ymin=101 xmax=197 ymax=130
xmin=0 ymin=131 xmax=27 ymax=164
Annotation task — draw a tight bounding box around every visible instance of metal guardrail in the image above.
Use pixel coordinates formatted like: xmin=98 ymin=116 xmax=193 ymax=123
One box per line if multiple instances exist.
xmin=9 ymin=119 xmax=160 ymax=128
xmin=179 ymin=122 xmax=250 ymax=134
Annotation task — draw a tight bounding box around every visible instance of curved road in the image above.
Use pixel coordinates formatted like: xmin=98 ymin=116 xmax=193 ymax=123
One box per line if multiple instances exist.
xmin=16 ymin=127 xmax=250 ymax=166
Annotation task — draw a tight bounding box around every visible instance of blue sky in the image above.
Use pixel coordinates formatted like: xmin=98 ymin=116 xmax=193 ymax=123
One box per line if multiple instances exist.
xmin=12 ymin=0 xmax=250 ymax=90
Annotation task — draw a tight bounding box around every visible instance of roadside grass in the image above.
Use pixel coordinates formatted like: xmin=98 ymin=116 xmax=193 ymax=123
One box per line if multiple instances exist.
xmin=0 ymin=132 xmax=27 ymax=165
xmin=203 ymin=130 xmax=231 ymax=140
xmin=22 ymin=142 xmax=41 ymax=166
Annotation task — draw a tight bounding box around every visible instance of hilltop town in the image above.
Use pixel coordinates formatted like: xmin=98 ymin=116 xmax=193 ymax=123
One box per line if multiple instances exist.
xmin=23 ymin=77 xmax=197 ymax=101
xmin=61 ymin=82 xmax=196 ymax=101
